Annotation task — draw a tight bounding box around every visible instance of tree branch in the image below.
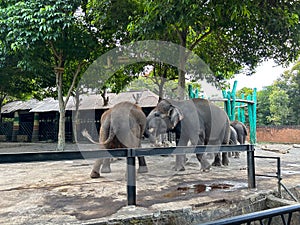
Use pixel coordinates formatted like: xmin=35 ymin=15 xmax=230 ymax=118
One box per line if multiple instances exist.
xmin=189 ymin=28 xmax=212 ymax=51
xmin=65 ymin=62 xmax=85 ymax=105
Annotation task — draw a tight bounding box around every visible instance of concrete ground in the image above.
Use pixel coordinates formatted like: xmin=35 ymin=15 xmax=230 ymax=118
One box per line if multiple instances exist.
xmin=0 ymin=142 xmax=299 ymax=224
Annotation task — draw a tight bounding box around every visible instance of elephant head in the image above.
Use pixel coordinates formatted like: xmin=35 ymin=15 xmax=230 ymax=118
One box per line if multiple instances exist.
xmin=156 ymin=99 xmax=184 ymax=129
xmin=145 ymin=108 xmax=169 ymax=144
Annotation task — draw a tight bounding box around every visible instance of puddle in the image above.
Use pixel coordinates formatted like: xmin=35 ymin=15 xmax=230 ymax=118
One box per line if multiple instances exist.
xmin=178 ymin=183 xmax=234 ymax=193
xmin=163 ymin=183 xmax=234 ymax=198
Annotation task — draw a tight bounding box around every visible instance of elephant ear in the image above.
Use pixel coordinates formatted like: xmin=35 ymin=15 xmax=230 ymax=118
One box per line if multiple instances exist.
xmin=168 ymin=106 xmax=184 ymax=128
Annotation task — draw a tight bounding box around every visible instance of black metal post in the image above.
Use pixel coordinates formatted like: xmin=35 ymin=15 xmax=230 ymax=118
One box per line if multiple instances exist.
xmin=127 ymin=156 xmax=136 ymax=205
xmin=247 ymin=145 xmax=256 ymax=188
xmin=277 ymin=157 xmax=282 ymax=197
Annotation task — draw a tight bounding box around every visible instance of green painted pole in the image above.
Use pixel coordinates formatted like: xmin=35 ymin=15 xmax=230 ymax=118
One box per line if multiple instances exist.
xmin=252 ymin=88 xmax=257 ymax=144
xmin=226 ymin=91 xmax=232 ymax=119
xmin=241 ymin=94 xmax=246 ymax=123
xmin=230 ymin=81 xmax=237 ymax=121
xmin=247 ymin=89 xmax=257 ymax=144
xmin=188 ymin=84 xmax=193 ymax=99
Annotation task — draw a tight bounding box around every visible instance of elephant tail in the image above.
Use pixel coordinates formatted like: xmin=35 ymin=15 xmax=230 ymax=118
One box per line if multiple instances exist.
xmin=100 ymin=115 xmax=117 ymax=146
xmin=81 ymin=129 xmax=99 ymax=144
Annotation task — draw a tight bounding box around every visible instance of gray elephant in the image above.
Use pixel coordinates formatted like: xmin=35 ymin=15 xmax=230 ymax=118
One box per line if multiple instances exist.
xmin=229 ymin=121 xmax=248 ymax=158
xmin=230 ymin=121 xmax=247 ymax=144
xmin=227 ymin=126 xmax=238 ymax=158
xmin=82 ymin=101 xmax=148 ymax=178
xmin=145 ymin=98 xmax=231 ymax=171
xmin=229 ymin=126 xmax=238 ymax=145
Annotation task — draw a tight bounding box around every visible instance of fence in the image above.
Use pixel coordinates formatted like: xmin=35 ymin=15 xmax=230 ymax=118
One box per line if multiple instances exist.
xmin=201 ymin=203 xmax=300 ymax=225
xmin=0 ymin=144 xmax=255 ymax=205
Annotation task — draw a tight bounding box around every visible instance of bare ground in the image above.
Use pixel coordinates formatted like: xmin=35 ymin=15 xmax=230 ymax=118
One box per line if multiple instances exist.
xmin=0 ymin=142 xmax=299 ymax=224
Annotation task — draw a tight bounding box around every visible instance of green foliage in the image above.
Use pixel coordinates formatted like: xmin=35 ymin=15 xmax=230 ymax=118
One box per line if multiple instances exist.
xmin=256 ymin=86 xmax=272 ymax=125
xmin=266 ymin=87 xmax=290 ymax=125
xmin=273 ymin=60 xmax=300 ymax=124
xmin=256 ymin=59 xmax=300 ymax=125
xmin=129 ymin=0 xmax=300 ymax=81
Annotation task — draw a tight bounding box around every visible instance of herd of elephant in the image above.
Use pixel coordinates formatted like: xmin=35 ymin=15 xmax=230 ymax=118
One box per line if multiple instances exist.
xmin=83 ymin=99 xmax=247 ymax=178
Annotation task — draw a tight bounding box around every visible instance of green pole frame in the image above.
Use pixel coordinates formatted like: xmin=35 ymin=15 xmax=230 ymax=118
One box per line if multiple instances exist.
xmin=247 ymin=88 xmax=257 ymax=144
xmin=230 ymin=81 xmax=237 ymax=121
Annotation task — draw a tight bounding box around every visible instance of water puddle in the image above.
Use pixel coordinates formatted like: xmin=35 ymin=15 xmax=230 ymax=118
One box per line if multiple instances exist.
xmin=163 ymin=183 xmax=234 ymax=198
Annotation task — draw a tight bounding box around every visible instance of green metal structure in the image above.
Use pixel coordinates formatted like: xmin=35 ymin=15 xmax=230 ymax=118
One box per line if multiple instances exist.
xmin=188 ymin=80 xmax=257 ymax=144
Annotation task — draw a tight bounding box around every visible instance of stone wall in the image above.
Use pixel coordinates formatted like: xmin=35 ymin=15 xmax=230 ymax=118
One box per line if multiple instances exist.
xmin=255 ymin=126 xmax=300 ymax=144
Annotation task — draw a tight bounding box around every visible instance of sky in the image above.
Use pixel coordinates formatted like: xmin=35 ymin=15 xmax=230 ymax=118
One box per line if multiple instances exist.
xmin=229 ymin=60 xmax=287 ymax=91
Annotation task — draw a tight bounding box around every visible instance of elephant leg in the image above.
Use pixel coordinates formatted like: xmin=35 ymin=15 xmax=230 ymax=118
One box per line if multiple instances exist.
xmin=212 ymin=153 xmax=222 ymax=166
xmin=175 ymin=155 xmax=186 ymax=171
xmin=222 ymin=152 xmax=229 ymax=166
xmin=196 ymin=153 xmax=211 ymax=172
xmin=137 ymin=156 xmax=148 ymax=173
xmin=234 ymin=152 xmax=240 ymax=158
xmin=101 ymin=158 xmax=112 ymax=173
xmin=90 ymin=159 xmax=103 ymax=178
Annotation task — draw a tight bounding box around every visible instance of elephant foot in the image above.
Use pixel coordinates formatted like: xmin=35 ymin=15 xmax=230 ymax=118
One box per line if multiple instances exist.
xmin=90 ymin=170 xmax=100 ymax=178
xmin=202 ymin=167 xmax=211 ymax=172
xmin=234 ymin=152 xmax=240 ymax=158
xmin=101 ymin=166 xmax=111 ymax=173
xmin=212 ymin=160 xmax=222 ymax=167
xmin=222 ymin=158 xmax=229 ymax=166
xmin=174 ymin=165 xmax=185 ymax=171
xmin=201 ymin=164 xmax=211 ymax=172
xmin=138 ymin=166 xmax=148 ymax=173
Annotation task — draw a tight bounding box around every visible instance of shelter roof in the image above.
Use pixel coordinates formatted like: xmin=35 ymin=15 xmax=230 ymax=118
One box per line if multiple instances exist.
xmin=1 ymin=90 xmax=159 ymax=114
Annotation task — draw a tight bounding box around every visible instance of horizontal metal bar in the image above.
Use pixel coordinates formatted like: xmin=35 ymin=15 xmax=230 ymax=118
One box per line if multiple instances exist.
xmin=134 ymin=145 xmax=253 ymax=156
xmin=200 ymin=204 xmax=300 ymax=225
xmin=209 ymin=98 xmax=255 ymax=104
xmin=0 ymin=144 xmax=254 ymax=164
xmin=0 ymin=149 xmax=128 ymax=164
xmin=255 ymin=174 xmax=278 ymax=178
xmin=255 ymin=156 xmax=280 ymax=160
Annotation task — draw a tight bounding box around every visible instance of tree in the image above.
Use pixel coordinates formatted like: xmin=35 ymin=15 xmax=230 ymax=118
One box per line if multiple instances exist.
xmin=129 ymin=1 xmax=300 ymax=98
xmin=267 ymin=87 xmax=290 ymax=125
xmin=0 ymin=39 xmax=56 ymax=122
xmin=273 ymin=60 xmax=300 ymax=124
xmin=256 ymin=86 xmax=273 ymax=125
xmin=0 ymin=0 xmax=99 ymax=150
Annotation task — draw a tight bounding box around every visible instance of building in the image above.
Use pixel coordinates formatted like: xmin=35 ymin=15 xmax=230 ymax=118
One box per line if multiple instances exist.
xmin=0 ymin=90 xmax=158 ymax=142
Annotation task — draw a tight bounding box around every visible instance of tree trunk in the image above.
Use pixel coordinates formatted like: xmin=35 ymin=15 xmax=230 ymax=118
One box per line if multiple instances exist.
xmin=57 ymin=107 xmax=66 ymax=150
xmin=56 ymin=69 xmax=66 ymax=151
xmin=177 ymin=31 xmax=187 ymax=100
xmin=72 ymin=88 xmax=80 ymax=143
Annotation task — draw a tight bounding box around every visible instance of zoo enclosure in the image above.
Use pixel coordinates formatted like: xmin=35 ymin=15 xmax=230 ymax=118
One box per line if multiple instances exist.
xmin=0 ymin=144 xmax=255 ymax=206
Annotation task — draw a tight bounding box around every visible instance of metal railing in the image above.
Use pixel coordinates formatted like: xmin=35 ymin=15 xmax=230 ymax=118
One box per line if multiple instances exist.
xmin=255 ymin=156 xmax=298 ymax=202
xmin=200 ymin=203 xmax=300 ymax=225
xmin=0 ymin=144 xmax=255 ymax=206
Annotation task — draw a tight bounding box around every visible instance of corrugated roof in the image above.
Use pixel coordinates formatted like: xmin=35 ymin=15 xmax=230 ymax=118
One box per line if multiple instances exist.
xmin=29 ymin=98 xmax=59 ymax=112
xmin=1 ymin=90 xmax=159 ymax=114
xmin=1 ymin=99 xmax=40 ymax=114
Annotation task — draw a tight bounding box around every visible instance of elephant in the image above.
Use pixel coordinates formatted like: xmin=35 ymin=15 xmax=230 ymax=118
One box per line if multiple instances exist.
xmin=82 ymin=101 xmax=148 ymax=178
xmin=230 ymin=121 xmax=247 ymax=145
xmin=227 ymin=126 xmax=238 ymax=158
xmin=229 ymin=126 xmax=238 ymax=145
xmin=145 ymin=98 xmax=231 ymax=171
xmin=144 ymin=108 xmax=170 ymax=146
xmin=229 ymin=120 xmax=248 ymax=158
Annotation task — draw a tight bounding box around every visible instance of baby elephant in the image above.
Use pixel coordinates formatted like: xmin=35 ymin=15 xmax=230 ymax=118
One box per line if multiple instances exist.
xmin=83 ymin=101 xmax=148 ymax=178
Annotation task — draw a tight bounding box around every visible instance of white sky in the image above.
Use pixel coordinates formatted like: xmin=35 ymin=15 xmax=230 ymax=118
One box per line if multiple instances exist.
xmin=229 ymin=60 xmax=287 ymax=91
